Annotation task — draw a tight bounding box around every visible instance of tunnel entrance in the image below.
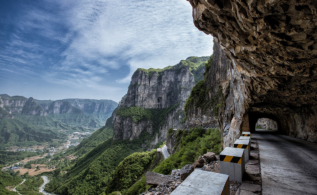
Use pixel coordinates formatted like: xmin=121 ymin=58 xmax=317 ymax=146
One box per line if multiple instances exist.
xmin=248 ymin=111 xmax=282 ymax=134
xmin=255 ymin=118 xmax=278 ymax=132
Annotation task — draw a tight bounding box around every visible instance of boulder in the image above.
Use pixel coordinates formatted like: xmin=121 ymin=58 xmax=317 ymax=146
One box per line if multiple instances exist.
xmin=180 ymin=164 xmax=194 ymax=180
xmin=145 ymin=171 xmax=171 ymax=185
xmin=203 ymin=152 xmax=216 ymax=163
xmin=193 ymin=156 xmax=205 ymax=168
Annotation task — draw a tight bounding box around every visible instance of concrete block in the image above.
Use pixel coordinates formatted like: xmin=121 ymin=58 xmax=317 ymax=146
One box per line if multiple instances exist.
xmin=170 ymin=169 xmax=229 ymax=195
xmin=242 ymin=132 xmax=251 ymax=137
xmin=234 ymin=139 xmax=250 ymax=163
xmin=220 ymin=147 xmax=245 ymax=182
xmin=239 ymin=136 xmax=250 ymax=140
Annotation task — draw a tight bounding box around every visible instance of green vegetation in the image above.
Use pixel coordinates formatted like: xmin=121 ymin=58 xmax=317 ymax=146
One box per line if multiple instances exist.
xmin=66 ymin=126 xmax=114 ymax=157
xmin=124 ymin=176 xmax=150 ymax=195
xmin=137 ymin=56 xmax=209 ymax=83
xmin=204 ymin=55 xmax=213 ymax=80
xmin=183 ymin=54 xmax=229 ymax=121
xmin=256 ymin=125 xmax=263 ymax=129
xmin=106 ymin=150 xmax=156 ymax=194
xmin=17 ymin=175 xmax=43 ymax=195
xmin=116 ymin=104 xmax=178 ymax=125
xmin=0 ymin=151 xmax=45 ymax=165
xmin=184 ymin=80 xmax=206 ymax=115
xmin=45 ymin=136 xmax=148 ymax=195
xmin=49 ymin=113 xmax=103 ymax=129
xmin=0 ymin=94 xmax=118 ymax=151
xmin=153 ymin=127 xmax=221 ymax=175
xmin=0 ymin=167 xmax=22 ymax=195
xmin=0 ymin=116 xmax=67 ymax=150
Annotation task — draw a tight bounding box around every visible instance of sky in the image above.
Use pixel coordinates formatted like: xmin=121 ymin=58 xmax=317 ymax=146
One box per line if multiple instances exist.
xmin=0 ymin=0 xmax=213 ymax=102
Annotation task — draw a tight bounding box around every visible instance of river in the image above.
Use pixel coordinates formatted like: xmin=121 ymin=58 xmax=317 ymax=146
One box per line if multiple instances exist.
xmin=39 ymin=176 xmax=57 ymax=195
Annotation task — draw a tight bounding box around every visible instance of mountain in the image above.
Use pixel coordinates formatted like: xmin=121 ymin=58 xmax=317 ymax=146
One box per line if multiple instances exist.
xmin=46 ymin=56 xmax=211 ymax=195
xmin=0 ymin=95 xmax=118 ymax=149
xmin=113 ymin=56 xmax=209 ymax=147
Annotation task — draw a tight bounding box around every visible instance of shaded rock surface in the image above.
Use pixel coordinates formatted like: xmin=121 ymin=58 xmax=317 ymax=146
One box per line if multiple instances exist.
xmin=179 ymin=164 xmax=194 ymax=180
xmin=145 ymin=171 xmax=172 ymax=186
xmin=187 ymin=0 xmax=317 ymax=146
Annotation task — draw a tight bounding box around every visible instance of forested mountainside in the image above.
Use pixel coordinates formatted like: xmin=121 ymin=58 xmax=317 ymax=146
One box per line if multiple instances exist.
xmin=0 ymin=94 xmax=117 ymax=149
xmin=113 ymin=56 xmax=209 ymax=147
xmin=44 ymin=56 xmax=221 ymax=195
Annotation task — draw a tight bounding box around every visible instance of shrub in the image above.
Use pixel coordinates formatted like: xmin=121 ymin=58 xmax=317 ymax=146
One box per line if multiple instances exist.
xmin=153 ymin=127 xmax=221 ymax=175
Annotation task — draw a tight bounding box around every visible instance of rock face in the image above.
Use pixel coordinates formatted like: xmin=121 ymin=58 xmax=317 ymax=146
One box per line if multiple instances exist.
xmin=113 ymin=57 xmax=209 ymax=145
xmin=187 ymin=0 xmax=317 ymax=145
xmin=185 ymin=41 xmax=231 ymax=129
xmin=145 ymin=171 xmax=171 ymax=185
xmin=256 ymin=118 xmax=278 ymax=130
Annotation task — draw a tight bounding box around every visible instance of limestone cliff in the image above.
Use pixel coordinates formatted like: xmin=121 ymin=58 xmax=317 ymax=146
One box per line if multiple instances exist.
xmin=185 ymin=41 xmax=231 ymax=129
xmin=187 ymin=0 xmax=317 ymax=145
xmin=113 ymin=56 xmax=209 ymax=145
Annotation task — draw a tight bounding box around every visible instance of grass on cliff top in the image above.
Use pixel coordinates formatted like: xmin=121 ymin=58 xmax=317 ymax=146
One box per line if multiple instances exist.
xmin=136 ymin=56 xmax=209 ymax=80
xmin=153 ymin=127 xmax=221 ymax=175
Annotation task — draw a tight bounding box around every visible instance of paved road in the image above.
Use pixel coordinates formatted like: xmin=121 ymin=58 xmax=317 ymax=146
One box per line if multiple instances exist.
xmin=253 ymin=132 xmax=317 ymax=195
xmin=39 ymin=176 xmax=57 ymax=195
xmin=161 ymin=145 xmax=170 ymax=159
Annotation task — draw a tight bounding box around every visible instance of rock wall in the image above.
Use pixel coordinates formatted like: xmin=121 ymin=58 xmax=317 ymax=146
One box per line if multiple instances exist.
xmin=187 ymin=0 xmax=317 ymax=145
xmin=113 ymin=57 xmax=209 ymax=145
xmin=185 ymin=41 xmax=231 ymax=129
xmin=0 ymin=95 xmax=46 ymax=116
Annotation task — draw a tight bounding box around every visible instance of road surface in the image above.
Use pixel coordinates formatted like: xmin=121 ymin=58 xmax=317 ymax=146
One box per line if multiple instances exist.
xmin=161 ymin=145 xmax=170 ymax=159
xmin=253 ymin=132 xmax=317 ymax=195
xmin=39 ymin=176 xmax=56 ymax=195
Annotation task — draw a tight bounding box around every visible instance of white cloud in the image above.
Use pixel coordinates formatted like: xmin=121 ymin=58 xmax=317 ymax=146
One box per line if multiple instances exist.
xmin=0 ymin=0 xmax=213 ymax=101
xmin=55 ymin=0 xmax=213 ymax=83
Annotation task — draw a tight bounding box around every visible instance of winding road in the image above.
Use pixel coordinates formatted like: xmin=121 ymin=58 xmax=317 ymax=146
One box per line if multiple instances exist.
xmin=253 ymin=132 xmax=317 ymax=195
xmin=39 ymin=176 xmax=56 ymax=195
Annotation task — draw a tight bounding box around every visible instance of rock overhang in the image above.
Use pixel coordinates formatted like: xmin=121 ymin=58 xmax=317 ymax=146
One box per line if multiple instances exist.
xmin=187 ymin=0 xmax=317 ymax=145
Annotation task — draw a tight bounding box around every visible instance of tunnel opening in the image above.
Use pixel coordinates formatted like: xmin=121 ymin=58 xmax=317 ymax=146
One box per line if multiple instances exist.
xmin=255 ymin=118 xmax=278 ymax=132
xmin=248 ymin=111 xmax=283 ymax=134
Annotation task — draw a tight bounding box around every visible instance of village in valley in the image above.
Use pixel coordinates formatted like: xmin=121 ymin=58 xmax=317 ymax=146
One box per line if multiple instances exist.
xmin=2 ymin=131 xmax=91 ymax=176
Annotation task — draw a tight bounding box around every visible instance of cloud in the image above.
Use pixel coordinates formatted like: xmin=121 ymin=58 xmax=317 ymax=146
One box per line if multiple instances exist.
xmin=0 ymin=0 xmax=213 ymax=101
xmin=55 ymin=0 xmax=213 ymax=83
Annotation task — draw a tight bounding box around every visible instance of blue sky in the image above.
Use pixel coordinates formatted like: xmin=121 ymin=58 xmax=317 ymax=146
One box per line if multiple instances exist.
xmin=0 ymin=0 xmax=213 ymax=102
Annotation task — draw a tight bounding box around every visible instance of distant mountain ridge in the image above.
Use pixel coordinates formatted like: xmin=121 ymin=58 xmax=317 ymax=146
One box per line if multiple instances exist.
xmin=0 ymin=94 xmax=118 ymax=149
xmin=0 ymin=95 xmax=117 ymax=122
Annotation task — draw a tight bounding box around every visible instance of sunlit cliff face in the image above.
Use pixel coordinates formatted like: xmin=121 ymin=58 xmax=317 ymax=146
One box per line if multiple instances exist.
xmin=188 ymin=0 xmax=317 ymax=145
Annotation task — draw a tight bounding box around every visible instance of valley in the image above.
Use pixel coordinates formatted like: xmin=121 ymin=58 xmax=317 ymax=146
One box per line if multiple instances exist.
xmin=1 ymin=0 xmax=317 ymax=194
